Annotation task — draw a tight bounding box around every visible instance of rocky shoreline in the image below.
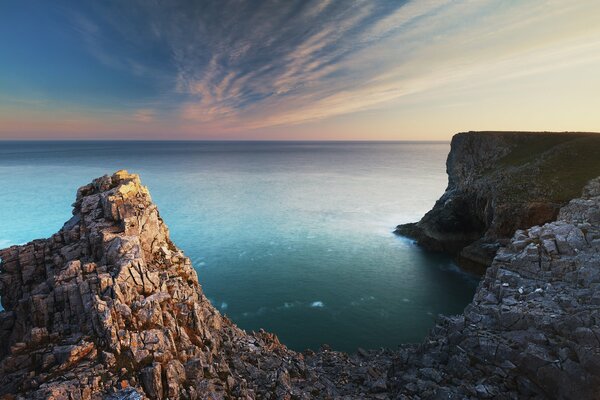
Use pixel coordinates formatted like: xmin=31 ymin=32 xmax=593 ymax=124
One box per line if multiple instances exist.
xmin=2 ymin=168 xmax=600 ymax=399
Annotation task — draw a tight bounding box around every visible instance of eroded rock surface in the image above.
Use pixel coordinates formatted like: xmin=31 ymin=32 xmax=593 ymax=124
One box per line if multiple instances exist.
xmin=1 ymin=171 xmax=600 ymax=399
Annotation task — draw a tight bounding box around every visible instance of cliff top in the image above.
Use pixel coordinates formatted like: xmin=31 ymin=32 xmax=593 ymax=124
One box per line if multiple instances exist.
xmin=449 ymin=131 xmax=600 ymax=202
xmin=459 ymin=130 xmax=599 ymax=135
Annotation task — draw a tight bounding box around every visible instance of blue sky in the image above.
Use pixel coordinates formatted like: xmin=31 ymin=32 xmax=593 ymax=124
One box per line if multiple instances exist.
xmin=1 ymin=0 xmax=599 ymax=139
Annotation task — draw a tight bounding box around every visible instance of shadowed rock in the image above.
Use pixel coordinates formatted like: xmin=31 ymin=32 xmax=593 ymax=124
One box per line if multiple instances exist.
xmin=396 ymin=131 xmax=600 ymax=273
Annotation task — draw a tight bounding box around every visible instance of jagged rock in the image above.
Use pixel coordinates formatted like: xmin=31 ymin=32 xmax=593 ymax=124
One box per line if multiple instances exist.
xmin=141 ymin=363 xmax=163 ymax=399
xmin=1 ymin=169 xmax=600 ymax=399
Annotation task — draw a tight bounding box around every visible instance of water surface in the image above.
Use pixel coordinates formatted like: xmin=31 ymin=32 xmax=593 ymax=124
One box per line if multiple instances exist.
xmin=0 ymin=141 xmax=477 ymax=352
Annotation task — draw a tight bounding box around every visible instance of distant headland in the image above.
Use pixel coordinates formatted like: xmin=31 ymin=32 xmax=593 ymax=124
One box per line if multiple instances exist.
xmin=396 ymin=131 xmax=600 ymax=273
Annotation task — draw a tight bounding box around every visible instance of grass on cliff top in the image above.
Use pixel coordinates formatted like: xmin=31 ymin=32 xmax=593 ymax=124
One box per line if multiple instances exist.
xmin=496 ymin=132 xmax=595 ymax=168
xmin=535 ymin=136 xmax=600 ymax=202
xmin=497 ymin=134 xmax=600 ymax=203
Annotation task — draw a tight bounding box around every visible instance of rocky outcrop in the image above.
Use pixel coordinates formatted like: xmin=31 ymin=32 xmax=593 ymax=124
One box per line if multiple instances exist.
xmin=395 ymin=131 xmax=600 ymax=273
xmin=2 ymin=170 xmax=600 ymax=399
xmin=0 ymin=171 xmax=392 ymax=399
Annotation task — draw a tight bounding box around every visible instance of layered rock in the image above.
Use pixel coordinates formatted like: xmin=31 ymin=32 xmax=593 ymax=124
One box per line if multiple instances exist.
xmin=389 ymin=178 xmax=600 ymax=399
xmin=2 ymin=170 xmax=600 ymax=399
xmin=395 ymin=131 xmax=600 ymax=273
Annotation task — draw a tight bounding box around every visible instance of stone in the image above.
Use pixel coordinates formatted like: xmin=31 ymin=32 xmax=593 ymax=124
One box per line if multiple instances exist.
xmin=141 ymin=362 xmax=163 ymax=400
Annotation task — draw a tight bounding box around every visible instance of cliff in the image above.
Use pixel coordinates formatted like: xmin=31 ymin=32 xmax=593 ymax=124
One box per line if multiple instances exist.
xmin=2 ymin=170 xmax=600 ymax=399
xmin=395 ymin=131 xmax=600 ymax=273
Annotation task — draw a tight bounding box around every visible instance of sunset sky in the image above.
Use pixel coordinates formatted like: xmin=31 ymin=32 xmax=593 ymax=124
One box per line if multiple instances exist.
xmin=1 ymin=0 xmax=599 ymax=140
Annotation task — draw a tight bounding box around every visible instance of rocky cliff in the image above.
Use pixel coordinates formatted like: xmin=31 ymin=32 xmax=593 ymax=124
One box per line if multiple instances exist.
xmin=395 ymin=131 xmax=600 ymax=273
xmin=2 ymin=170 xmax=600 ymax=399
xmin=0 ymin=171 xmax=392 ymax=399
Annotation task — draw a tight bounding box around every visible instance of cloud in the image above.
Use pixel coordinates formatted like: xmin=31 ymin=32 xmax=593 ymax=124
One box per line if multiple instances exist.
xmin=165 ymin=1 xmax=386 ymax=123
xmin=171 ymin=1 xmax=585 ymax=131
xmin=133 ymin=109 xmax=156 ymax=123
xmin=153 ymin=0 xmax=437 ymax=126
xmin=7 ymin=0 xmax=600 ymax=138
xmin=151 ymin=0 xmax=599 ymax=132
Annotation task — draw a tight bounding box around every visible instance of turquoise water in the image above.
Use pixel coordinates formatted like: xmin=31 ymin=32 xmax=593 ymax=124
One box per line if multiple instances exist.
xmin=0 ymin=141 xmax=477 ymax=352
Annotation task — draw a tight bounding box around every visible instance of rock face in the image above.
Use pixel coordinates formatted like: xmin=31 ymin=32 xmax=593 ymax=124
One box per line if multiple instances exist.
xmin=389 ymin=178 xmax=600 ymax=399
xmin=395 ymin=131 xmax=600 ymax=273
xmin=2 ymin=170 xmax=600 ymax=399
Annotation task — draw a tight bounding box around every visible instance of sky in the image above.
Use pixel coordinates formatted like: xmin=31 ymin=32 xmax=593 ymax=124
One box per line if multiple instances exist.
xmin=1 ymin=0 xmax=599 ymax=140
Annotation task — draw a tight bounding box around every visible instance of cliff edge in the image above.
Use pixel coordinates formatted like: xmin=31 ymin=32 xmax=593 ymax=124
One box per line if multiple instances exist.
xmin=2 ymin=170 xmax=600 ymax=399
xmin=395 ymin=131 xmax=600 ymax=273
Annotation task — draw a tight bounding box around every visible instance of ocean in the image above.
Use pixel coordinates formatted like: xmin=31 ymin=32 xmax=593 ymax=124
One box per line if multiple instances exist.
xmin=0 ymin=141 xmax=477 ymax=352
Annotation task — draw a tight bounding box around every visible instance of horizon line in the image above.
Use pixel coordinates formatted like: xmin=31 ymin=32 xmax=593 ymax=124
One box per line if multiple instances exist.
xmin=2 ymin=130 xmax=598 ymax=142
xmin=0 ymin=138 xmax=453 ymax=143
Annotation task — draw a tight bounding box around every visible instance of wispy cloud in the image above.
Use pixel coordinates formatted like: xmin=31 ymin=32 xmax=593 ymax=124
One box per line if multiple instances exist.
xmin=133 ymin=109 xmax=155 ymax=123
xmin=147 ymin=0 xmax=600 ymax=132
xmin=149 ymin=0 xmax=453 ymax=127
xmin=3 ymin=0 xmax=600 ymax=138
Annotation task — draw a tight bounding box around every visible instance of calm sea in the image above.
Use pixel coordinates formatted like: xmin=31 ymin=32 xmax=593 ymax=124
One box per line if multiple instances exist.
xmin=0 ymin=141 xmax=477 ymax=352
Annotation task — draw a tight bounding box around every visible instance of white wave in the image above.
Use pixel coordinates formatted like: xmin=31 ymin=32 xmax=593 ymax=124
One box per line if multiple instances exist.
xmin=310 ymin=301 xmax=324 ymax=308
xmin=220 ymin=302 xmax=228 ymax=310
xmin=239 ymin=306 xmax=270 ymax=318
xmin=359 ymin=296 xmax=376 ymax=301
xmin=256 ymin=306 xmax=267 ymax=315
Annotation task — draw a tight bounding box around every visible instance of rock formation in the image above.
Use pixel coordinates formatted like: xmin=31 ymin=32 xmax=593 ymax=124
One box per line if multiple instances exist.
xmin=395 ymin=131 xmax=600 ymax=273
xmin=2 ymin=169 xmax=600 ymax=399
xmin=0 ymin=171 xmax=391 ymax=399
